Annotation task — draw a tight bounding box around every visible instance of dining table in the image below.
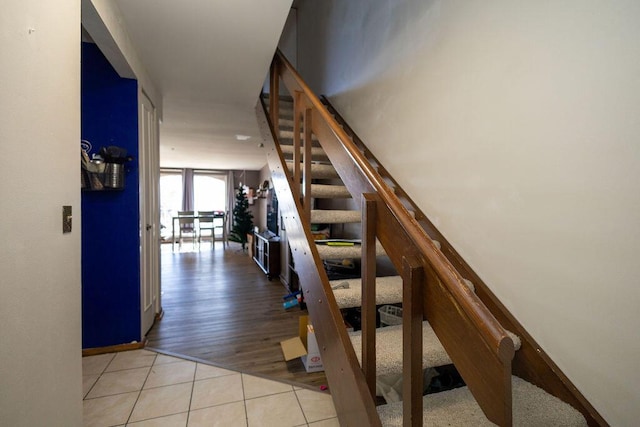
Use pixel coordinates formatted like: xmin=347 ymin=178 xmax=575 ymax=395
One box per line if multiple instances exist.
xmin=172 ymin=211 xmax=227 ymax=251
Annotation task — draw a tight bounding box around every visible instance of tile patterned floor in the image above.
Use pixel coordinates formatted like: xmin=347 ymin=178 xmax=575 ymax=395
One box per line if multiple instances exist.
xmin=83 ymin=349 xmax=339 ymax=427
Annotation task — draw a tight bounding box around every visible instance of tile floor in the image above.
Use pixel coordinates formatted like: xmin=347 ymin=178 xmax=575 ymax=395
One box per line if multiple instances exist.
xmin=83 ymin=349 xmax=339 ymax=427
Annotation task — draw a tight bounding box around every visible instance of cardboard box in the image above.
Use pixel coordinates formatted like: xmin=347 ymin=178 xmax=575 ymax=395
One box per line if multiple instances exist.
xmin=280 ymin=315 xmax=324 ymax=373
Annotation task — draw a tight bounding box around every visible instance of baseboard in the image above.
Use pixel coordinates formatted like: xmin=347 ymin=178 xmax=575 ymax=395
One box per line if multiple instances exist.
xmin=82 ymin=337 xmax=147 ymax=357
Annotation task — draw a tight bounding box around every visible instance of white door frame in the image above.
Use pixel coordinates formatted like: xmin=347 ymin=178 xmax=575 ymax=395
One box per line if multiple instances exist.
xmin=139 ymin=88 xmax=161 ymax=337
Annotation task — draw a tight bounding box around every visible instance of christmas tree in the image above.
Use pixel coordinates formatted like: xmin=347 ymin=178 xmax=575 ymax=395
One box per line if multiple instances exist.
xmin=228 ymin=185 xmax=254 ymax=250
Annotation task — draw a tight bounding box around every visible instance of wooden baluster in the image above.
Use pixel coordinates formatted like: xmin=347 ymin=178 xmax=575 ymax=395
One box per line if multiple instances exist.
xmin=362 ymin=194 xmax=378 ymax=397
xmin=402 ymin=256 xmax=424 ymax=427
xmin=292 ymin=91 xmax=302 ymax=203
xmin=269 ymin=60 xmax=279 ymax=131
xmin=302 ymin=107 xmax=312 ymax=224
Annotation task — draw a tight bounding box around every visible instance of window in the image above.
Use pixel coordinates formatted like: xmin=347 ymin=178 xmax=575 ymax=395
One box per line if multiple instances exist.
xmin=159 ymin=170 xmax=228 ymax=240
xmin=194 ymin=173 xmax=226 ymax=212
xmin=160 ymin=171 xmax=183 ymax=239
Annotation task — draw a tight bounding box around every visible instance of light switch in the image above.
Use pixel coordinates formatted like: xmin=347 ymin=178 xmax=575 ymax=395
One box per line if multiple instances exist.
xmin=63 ymin=206 xmax=72 ymax=233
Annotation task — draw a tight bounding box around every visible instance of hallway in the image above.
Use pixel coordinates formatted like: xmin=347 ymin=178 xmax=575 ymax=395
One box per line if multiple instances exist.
xmin=145 ymin=243 xmax=326 ymax=389
xmin=82 ymin=243 xmax=337 ymax=425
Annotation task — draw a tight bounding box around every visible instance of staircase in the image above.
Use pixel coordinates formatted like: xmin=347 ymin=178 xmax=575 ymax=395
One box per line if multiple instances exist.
xmin=256 ymin=50 xmax=603 ymax=426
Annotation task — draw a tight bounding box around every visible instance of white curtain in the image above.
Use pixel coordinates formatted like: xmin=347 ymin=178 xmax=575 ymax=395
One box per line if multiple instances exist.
xmin=181 ymin=168 xmax=194 ymax=212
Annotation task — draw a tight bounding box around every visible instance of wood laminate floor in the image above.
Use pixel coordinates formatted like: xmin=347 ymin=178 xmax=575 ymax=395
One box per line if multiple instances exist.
xmin=146 ymin=242 xmax=327 ymax=390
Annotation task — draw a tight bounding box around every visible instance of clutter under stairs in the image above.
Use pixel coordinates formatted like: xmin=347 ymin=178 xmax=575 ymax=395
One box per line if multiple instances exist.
xmin=258 ymin=50 xmax=601 ymax=426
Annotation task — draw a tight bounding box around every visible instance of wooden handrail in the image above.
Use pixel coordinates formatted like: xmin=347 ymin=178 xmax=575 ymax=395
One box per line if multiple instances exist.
xmin=266 ymin=49 xmax=518 ymax=426
xmin=274 ymin=50 xmax=512 ymax=359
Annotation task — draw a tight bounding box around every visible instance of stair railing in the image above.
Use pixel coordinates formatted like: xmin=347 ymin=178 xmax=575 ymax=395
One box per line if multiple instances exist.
xmin=259 ymin=91 xmax=382 ymax=425
xmin=261 ymin=49 xmax=517 ymax=426
xmin=321 ymin=97 xmax=607 ymax=426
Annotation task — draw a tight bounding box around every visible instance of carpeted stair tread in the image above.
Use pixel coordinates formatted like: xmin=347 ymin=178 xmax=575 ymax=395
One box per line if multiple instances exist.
xmin=331 ymin=277 xmax=475 ymax=309
xmin=330 ymin=276 xmax=403 ymax=309
xmin=310 ymin=184 xmax=351 ymax=199
xmin=376 ymin=376 xmax=587 ymax=426
xmin=279 ymin=138 xmax=322 ymax=149
xmin=277 ymin=118 xmax=294 ymax=129
xmin=280 ymin=144 xmax=328 ymax=160
xmin=262 ymin=94 xmax=292 ymax=104
xmin=317 ymin=240 xmax=386 ymax=260
xmin=349 ymin=322 xmax=521 ymax=378
xmin=264 ymin=105 xmax=293 ymax=119
xmin=286 ymin=161 xmax=338 ymax=179
xmin=316 ymin=239 xmax=438 ymax=262
xmin=311 ymin=209 xmax=361 ymax=224
xmin=349 ymin=321 xmax=451 ymax=376
xmin=279 ymin=129 xmax=319 ymax=142
xmin=277 ymin=103 xmax=294 ymax=110
xmin=278 ymin=108 xmax=294 ymax=118
xmin=279 ymin=139 xmax=322 ymax=149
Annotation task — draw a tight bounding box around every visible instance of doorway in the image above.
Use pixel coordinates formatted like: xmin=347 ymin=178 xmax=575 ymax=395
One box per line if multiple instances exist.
xmin=160 ymin=170 xmax=228 ymax=243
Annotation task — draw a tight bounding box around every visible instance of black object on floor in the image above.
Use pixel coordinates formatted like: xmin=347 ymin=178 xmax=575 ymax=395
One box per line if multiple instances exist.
xmin=425 ymin=364 xmax=466 ymax=395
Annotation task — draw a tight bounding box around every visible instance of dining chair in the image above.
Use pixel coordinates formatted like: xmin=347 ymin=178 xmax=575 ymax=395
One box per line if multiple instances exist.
xmin=213 ymin=211 xmax=229 ymax=248
xmin=177 ymin=211 xmax=198 ymax=250
xmin=196 ymin=211 xmax=216 ymax=248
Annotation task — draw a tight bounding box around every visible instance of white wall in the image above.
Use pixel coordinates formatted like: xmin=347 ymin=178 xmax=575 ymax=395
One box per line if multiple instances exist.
xmin=264 ymin=7 xmax=298 ymax=95
xmin=0 ymin=1 xmax=82 ymax=426
xmin=279 ymin=8 xmax=298 ymax=68
xmin=298 ymin=1 xmax=640 ymax=425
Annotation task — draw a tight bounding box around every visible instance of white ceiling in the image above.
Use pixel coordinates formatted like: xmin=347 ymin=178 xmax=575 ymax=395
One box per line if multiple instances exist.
xmin=113 ymin=0 xmax=293 ymax=170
